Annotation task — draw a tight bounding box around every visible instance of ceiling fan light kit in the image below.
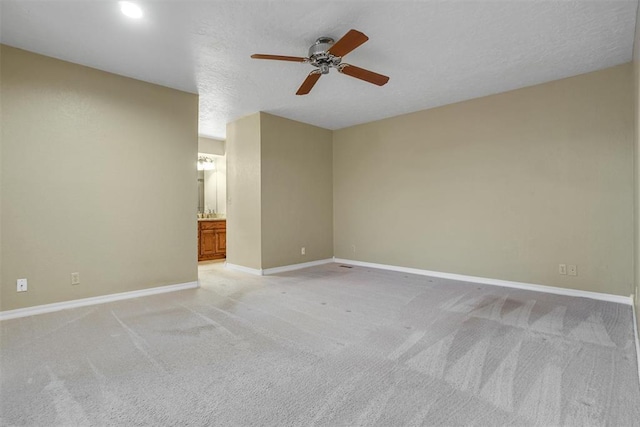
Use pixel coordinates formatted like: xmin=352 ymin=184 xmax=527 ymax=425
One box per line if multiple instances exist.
xmin=251 ymin=29 xmax=389 ymax=95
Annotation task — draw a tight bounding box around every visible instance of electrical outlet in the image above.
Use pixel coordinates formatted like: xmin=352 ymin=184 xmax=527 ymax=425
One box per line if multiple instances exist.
xmin=17 ymin=278 xmax=27 ymax=292
xmin=559 ymin=264 xmax=567 ymax=275
xmin=301 ymin=247 xmax=306 ymax=255
xmin=568 ymin=265 xmax=577 ymax=276
xmin=71 ymin=272 xmax=80 ymax=285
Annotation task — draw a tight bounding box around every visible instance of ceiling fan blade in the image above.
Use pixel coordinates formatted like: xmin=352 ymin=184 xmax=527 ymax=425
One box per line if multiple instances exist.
xmin=339 ymin=64 xmax=389 ymax=86
xmin=296 ymin=71 xmax=322 ymax=95
xmin=251 ymin=54 xmax=307 ymax=62
xmin=327 ymin=29 xmax=369 ymax=58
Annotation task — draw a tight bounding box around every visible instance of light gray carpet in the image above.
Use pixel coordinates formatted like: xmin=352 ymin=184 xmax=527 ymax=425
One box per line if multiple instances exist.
xmin=1 ymin=262 xmax=639 ymax=426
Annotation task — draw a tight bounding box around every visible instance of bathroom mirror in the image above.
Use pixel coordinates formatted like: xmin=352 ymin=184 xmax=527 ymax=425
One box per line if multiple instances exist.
xmin=197 ymin=155 xmax=226 ymax=216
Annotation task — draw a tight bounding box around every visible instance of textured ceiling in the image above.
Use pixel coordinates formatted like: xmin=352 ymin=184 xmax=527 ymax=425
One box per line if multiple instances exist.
xmin=1 ymin=1 xmax=637 ymax=139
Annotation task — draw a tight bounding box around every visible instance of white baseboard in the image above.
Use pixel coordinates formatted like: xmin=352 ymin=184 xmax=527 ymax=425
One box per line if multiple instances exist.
xmin=263 ymin=259 xmax=334 ymax=275
xmin=224 ymin=262 xmax=263 ymax=276
xmin=0 ymin=281 xmax=199 ymax=321
xmin=333 ymin=258 xmax=632 ymax=305
xmin=225 ymin=259 xmax=334 ymax=276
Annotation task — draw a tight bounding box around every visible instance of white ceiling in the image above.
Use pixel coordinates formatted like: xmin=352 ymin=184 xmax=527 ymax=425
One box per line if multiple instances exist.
xmin=1 ymin=1 xmax=637 ymax=139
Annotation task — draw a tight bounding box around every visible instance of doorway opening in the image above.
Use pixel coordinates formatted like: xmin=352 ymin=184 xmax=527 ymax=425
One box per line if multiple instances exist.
xmin=197 ymin=152 xmax=226 ymax=263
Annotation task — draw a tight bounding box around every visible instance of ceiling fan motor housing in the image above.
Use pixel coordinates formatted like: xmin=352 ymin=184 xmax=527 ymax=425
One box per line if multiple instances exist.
xmin=309 ymin=37 xmax=341 ymax=73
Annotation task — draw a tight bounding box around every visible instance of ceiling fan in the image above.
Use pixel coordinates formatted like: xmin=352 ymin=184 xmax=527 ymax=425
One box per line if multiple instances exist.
xmin=251 ymin=29 xmax=390 ymax=95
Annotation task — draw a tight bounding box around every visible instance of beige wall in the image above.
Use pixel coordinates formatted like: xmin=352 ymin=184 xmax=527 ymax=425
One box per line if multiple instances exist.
xmin=260 ymin=113 xmax=333 ymax=269
xmin=0 ymin=47 xmax=3 ymax=301
xmin=226 ymin=113 xmax=262 ymax=269
xmin=334 ymin=64 xmax=634 ymax=296
xmin=0 ymin=45 xmax=199 ymax=311
xmin=634 ymin=4 xmax=640 ymax=330
xmin=198 ymin=136 xmax=225 ymax=156
xmin=226 ymin=112 xmax=333 ymax=271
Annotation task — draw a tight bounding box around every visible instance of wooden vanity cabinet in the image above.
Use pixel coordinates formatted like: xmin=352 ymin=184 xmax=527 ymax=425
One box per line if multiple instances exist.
xmin=198 ymin=220 xmax=226 ymax=261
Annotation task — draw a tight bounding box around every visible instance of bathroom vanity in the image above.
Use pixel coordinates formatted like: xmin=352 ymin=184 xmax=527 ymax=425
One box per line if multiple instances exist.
xmin=198 ymin=218 xmax=226 ymax=261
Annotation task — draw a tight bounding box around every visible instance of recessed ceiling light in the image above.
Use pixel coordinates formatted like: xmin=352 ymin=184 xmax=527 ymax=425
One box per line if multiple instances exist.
xmin=119 ymin=1 xmax=143 ymax=19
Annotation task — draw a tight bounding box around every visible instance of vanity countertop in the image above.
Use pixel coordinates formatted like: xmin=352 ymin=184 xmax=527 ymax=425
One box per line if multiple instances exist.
xmin=198 ymin=217 xmax=226 ymax=221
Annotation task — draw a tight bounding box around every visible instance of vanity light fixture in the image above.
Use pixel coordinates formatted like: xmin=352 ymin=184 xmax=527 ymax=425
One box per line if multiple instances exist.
xmin=197 ymin=156 xmax=215 ymax=171
xmin=119 ymin=1 xmax=143 ymax=19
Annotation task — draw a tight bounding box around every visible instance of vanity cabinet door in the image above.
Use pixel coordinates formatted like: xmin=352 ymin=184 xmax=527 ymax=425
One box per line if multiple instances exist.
xmin=200 ymin=228 xmax=217 ymax=258
xmin=215 ymin=230 xmax=226 ymax=255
